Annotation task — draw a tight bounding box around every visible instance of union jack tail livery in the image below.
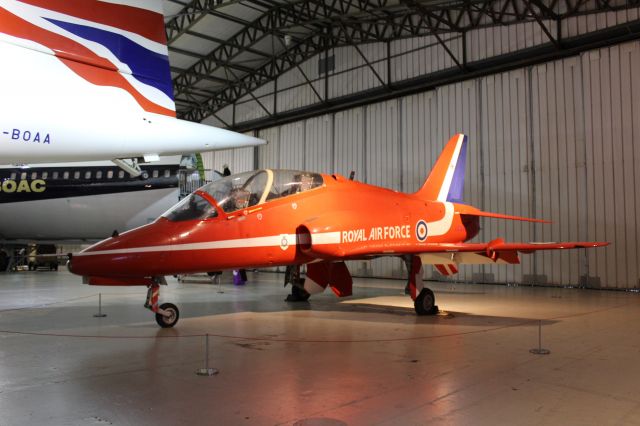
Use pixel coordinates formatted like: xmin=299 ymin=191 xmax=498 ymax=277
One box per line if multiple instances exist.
xmin=0 ymin=0 xmax=265 ymax=166
xmin=1 ymin=0 xmax=173 ymax=116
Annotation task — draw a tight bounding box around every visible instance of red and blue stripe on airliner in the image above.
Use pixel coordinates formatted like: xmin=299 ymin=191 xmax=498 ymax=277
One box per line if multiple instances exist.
xmin=0 ymin=0 xmax=175 ymax=116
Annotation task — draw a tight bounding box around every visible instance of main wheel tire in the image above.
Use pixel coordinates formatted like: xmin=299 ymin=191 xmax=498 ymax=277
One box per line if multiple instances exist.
xmin=414 ymin=288 xmax=438 ymax=315
xmin=155 ymin=303 xmax=179 ymax=328
xmin=285 ymin=282 xmax=310 ymax=302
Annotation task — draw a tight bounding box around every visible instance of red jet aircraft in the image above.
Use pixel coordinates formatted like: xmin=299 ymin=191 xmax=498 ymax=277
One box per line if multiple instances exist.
xmin=69 ymin=134 xmax=608 ymax=327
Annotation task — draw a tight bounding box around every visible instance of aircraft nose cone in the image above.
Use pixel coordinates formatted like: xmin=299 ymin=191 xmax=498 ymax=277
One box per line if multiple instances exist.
xmin=68 ymin=221 xmax=173 ymax=278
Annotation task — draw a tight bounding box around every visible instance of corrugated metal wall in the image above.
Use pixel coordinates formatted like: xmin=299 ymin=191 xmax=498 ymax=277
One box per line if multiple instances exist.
xmin=232 ymin=7 xmax=640 ymax=126
xmin=253 ymin=39 xmax=640 ymax=290
xmin=200 ymin=144 xmax=255 ymax=176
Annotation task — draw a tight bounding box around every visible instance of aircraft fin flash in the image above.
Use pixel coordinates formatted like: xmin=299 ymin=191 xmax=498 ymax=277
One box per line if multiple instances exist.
xmin=68 ymin=134 xmax=608 ymax=327
xmin=416 ymin=133 xmax=468 ymax=203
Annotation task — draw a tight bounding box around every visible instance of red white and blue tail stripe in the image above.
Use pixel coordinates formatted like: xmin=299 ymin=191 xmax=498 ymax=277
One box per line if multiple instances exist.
xmin=415 ymin=133 xmax=468 ymax=203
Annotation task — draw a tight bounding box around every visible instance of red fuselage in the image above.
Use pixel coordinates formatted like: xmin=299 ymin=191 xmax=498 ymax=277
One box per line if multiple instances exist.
xmin=69 ymin=172 xmax=475 ymax=281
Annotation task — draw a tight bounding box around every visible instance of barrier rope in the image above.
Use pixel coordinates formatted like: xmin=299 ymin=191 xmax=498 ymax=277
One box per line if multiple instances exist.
xmin=0 ymin=292 xmax=632 ymax=342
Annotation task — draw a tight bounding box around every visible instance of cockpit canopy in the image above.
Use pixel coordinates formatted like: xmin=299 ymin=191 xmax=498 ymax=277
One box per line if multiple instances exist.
xmin=163 ymin=169 xmax=323 ymax=221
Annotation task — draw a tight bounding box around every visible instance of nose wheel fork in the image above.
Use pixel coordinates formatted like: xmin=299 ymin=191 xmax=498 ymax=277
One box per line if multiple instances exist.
xmin=145 ymin=283 xmax=180 ymax=328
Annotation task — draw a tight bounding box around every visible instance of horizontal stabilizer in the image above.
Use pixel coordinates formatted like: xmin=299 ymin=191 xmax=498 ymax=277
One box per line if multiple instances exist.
xmin=468 ymin=210 xmax=550 ymax=224
xmin=455 ymin=204 xmax=550 ymax=223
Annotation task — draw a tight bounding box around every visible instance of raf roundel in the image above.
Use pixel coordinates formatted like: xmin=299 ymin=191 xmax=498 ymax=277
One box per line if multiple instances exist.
xmin=415 ymin=220 xmax=428 ymax=242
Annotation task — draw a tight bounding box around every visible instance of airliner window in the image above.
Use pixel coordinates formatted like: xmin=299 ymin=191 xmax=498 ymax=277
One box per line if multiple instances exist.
xmin=153 ymin=170 xmax=159 ymax=178
xmin=85 ymin=171 xmax=91 ymax=179
xmin=31 ymin=172 xmax=37 ymax=180
xmin=74 ymin=171 xmax=80 ymax=179
xmin=96 ymin=171 xmax=102 ymax=179
xmin=118 ymin=171 xmax=124 ymax=179
xmin=107 ymin=170 xmax=113 ymax=179
xmin=21 ymin=172 xmax=26 ymax=180
xmin=63 ymin=171 xmax=69 ymax=180
xmin=10 ymin=172 xmax=16 ymax=180
xmin=52 ymin=171 xmax=58 ymax=179
xmin=42 ymin=172 xmax=48 ymax=179
xmin=163 ymin=194 xmax=218 ymax=221
xmin=164 ymin=170 xmax=170 ymax=178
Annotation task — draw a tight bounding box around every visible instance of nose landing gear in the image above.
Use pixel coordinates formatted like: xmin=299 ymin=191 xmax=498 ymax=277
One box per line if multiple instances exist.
xmin=145 ymin=282 xmax=180 ymax=328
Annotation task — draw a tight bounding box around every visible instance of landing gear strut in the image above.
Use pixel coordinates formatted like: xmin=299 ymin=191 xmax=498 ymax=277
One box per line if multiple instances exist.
xmin=284 ymin=265 xmax=310 ymax=302
xmin=145 ymin=282 xmax=180 ymax=328
xmin=405 ymin=255 xmax=438 ymax=315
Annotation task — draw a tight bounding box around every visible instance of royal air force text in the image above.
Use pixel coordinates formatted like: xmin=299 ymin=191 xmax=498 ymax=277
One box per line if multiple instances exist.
xmin=342 ymin=225 xmax=411 ymax=243
xmin=2 ymin=129 xmax=52 ymax=144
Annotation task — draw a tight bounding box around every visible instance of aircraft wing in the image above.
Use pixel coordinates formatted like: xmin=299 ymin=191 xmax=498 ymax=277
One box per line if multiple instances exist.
xmin=416 ymin=240 xmax=609 ymax=275
xmin=391 ymin=240 xmax=608 ymax=276
xmin=303 ymin=236 xmax=608 ymax=276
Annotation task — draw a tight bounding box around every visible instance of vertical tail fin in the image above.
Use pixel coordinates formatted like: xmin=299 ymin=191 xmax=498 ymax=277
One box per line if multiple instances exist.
xmin=0 ymin=0 xmax=175 ymax=116
xmin=415 ymin=133 xmax=468 ymax=202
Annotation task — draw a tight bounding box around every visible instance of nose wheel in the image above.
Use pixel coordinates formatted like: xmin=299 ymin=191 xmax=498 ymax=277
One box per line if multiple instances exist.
xmin=155 ymin=303 xmax=180 ymax=328
xmin=146 ymin=283 xmax=180 ymax=328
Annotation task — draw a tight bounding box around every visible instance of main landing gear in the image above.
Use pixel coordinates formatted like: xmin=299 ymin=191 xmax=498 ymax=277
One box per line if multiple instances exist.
xmin=405 ymin=255 xmax=439 ymax=315
xmin=145 ymin=282 xmax=180 ymax=328
xmin=284 ymin=265 xmax=310 ymax=302
xmin=414 ymin=288 xmax=436 ymax=315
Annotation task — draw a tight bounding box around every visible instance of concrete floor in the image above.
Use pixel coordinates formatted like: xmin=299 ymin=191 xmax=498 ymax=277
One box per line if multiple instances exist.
xmin=0 ymin=270 xmax=639 ymax=426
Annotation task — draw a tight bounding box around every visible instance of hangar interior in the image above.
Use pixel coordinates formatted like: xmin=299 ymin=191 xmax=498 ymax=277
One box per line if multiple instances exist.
xmin=1 ymin=0 xmax=640 ymax=424
xmin=177 ymin=0 xmax=640 ymax=290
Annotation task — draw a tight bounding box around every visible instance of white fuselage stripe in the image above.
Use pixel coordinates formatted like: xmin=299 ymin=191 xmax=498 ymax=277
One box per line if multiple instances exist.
xmin=437 ymin=134 xmax=465 ymax=202
xmin=311 ymin=232 xmax=341 ymax=245
xmin=75 ymin=232 xmax=341 ymax=256
xmin=425 ymin=202 xmax=455 ymax=237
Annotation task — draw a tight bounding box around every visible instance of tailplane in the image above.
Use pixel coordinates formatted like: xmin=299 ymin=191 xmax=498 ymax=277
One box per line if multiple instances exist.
xmin=415 ymin=133 xmax=468 ymax=202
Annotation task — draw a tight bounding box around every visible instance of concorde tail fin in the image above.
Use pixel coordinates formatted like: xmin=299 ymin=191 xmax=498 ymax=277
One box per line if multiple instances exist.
xmin=0 ymin=0 xmax=175 ymax=116
xmin=414 ymin=133 xmax=468 ymax=202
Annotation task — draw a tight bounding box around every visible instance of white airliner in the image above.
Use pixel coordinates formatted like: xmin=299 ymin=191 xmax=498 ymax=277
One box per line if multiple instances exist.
xmin=0 ymin=0 xmax=264 ymax=175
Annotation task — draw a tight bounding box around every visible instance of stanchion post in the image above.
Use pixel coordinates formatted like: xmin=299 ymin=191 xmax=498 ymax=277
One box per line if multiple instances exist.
xmin=196 ymin=333 xmax=219 ymax=376
xmin=93 ymin=293 xmax=107 ymax=318
xmin=529 ymin=320 xmax=550 ymax=355
xmin=216 ymin=274 xmax=224 ymax=294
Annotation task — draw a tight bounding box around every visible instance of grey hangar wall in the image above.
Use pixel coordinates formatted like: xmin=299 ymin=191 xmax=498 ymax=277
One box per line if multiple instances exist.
xmin=201 ymin=39 xmax=640 ymax=291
